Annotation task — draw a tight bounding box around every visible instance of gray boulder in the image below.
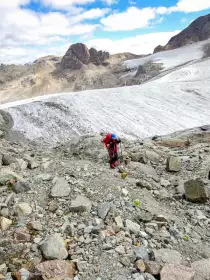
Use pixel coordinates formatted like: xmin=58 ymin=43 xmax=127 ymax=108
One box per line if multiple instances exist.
xmin=138 ymin=163 xmax=159 ymax=182
xmin=125 ymin=219 xmax=140 ymax=234
xmin=192 ymin=258 xmax=210 ymax=280
xmin=166 ymin=156 xmax=181 ymax=172
xmin=98 ymin=202 xmax=112 ymax=220
xmin=184 ymin=179 xmax=208 ymax=203
xmin=69 ymin=195 xmax=92 ymax=213
xmin=12 ymin=181 xmax=30 ymax=194
xmin=161 ymin=264 xmax=195 ymax=280
xmin=153 ymin=249 xmax=182 ymax=264
xmin=40 ymin=234 xmax=68 ymax=260
xmin=51 ymin=177 xmax=71 ymax=197
xmin=134 ymin=246 xmax=149 ymax=260
xmin=2 ymin=155 xmax=15 ymax=166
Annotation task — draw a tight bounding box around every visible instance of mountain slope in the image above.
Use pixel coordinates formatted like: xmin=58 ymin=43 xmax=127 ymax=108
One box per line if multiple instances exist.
xmin=154 ymin=13 xmax=210 ymax=53
xmin=122 ymin=39 xmax=210 ymax=76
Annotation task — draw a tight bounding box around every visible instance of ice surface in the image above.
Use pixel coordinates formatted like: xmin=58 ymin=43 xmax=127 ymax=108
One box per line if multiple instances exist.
xmin=0 ymin=41 xmax=210 ymax=145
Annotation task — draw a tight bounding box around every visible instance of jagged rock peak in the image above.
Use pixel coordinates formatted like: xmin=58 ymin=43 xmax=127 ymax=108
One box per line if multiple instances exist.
xmin=61 ymin=43 xmax=110 ymax=70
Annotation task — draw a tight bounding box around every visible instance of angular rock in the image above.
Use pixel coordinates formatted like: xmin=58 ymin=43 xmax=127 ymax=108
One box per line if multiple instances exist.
xmin=184 ymin=179 xmax=208 ymax=203
xmin=135 ymin=65 xmax=146 ymax=77
xmin=134 ymin=276 xmax=144 ymax=280
xmin=12 ymin=181 xmax=30 ymax=194
xmin=137 ymin=163 xmax=159 ymax=182
xmin=134 ymin=246 xmax=149 ymax=260
xmin=40 ymin=234 xmax=68 ymax=260
xmin=27 ymin=221 xmax=43 ymax=231
xmin=154 ymin=214 xmax=168 ymax=223
xmin=27 ymin=160 xmax=39 ymax=169
xmin=0 ymin=217 xmax=12 ymax=231
xmin=122 ymin=188 xmax=129 ymax=196
xmin=125 ymin=219 xmax=140 ymax=234
xmin=192 ymin=258 xmax=210 ymax=280
xmin=137 ymin=210 xmax=153 ymax=223
xmin=136 ymin=180 xmax=153 ymax=190
xmin=14 ymin=228 xmax=31 ymax=243
xmin=160 ymin=179 xmax=171 ymax=187
xmin=115 ymin=216 xmax=124 ymax=228
xmin=15 ymin=203 xmax=32 ymax=217
xmin=120 ymin=256 xmax=131 ymax=267
xmin=115 ymin=245 xmax=126 ymax=255
xmin=51 ymin=177 xmax=71 ymax=197
xmin=166 ymin=156 xmax=181 ymax=172
xmin=145 ymin=261 xmax=162 ymax=275
xmin=131 ymin=153 xmax=146 ymax=163
xmin=69 ymin=195 xmax=92 ymax=213
xmin=98 ymin=202 xmax=112 ymax=220
xmin=36 ymin=260 xmax=76 ymax=280
xmin=0 ymin=208 xmax=9 ymax=218
xmin=146 ymin=222 xmax=158 ymax=231
xmin=48 ymin=200 xmax=59 ymax=212
xmin=145 ymin=150 xmax=160 ymax=162
xmin=153 ymin=249 xmax=182 ymax=264
xmin=202 ymin=247 xmax=210 ymax=259
xmin=0 ymin=264 xmax=7 ymax=275
xmin=16 ymin=159 xmax=28 ymax=170
xmin=2 ymin=155 xmax=15 ymax=166
xmin=161 ymin=264 xmax=195 ymax=280
xmin=143 ymin=273 xmax=156 ymax=280
xmin=18 ymin=268 xmax=30 ymax=280
xmin=135 ymin=260 xmax=146 ymax=272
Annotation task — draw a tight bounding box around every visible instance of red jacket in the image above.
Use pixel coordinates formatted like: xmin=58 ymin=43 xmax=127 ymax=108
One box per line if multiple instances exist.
xmin=103 ymin=133 xmax=112 ymax=148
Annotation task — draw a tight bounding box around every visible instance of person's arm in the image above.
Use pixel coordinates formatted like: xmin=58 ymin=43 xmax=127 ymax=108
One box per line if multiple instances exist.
xmin=117 ymin=138 xmax=121 ymax=144
xmin=103 ymin=135 xmax=110 ymax=148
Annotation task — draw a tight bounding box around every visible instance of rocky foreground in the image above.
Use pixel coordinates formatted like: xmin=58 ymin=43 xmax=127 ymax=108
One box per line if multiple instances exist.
xmin=0 ymin=123 xmax=210 ymax=280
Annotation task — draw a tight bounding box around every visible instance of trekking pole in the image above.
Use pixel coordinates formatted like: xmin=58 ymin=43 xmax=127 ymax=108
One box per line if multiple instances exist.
xmin=120 ymin=142 xmax=123 ymax=164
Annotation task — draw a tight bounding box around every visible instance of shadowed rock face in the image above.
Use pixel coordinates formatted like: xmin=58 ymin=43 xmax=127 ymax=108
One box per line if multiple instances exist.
xmin=61 ymin=43 xmax=110 ymax=70
xmin=154 ymin=13 xmax=210 ymax=53
xmin=61 ymin=43 xmax=90 ymax=70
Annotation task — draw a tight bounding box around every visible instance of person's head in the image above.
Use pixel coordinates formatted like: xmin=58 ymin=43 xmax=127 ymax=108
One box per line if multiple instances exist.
xmin=100 ymin=130 xmax=106 ymax=137
xmin=111 ymin=133 xmax=118 ymax=140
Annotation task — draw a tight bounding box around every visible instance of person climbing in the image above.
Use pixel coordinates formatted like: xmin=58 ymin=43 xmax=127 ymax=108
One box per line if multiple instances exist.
xmin=100 ymin=131 xmax=121 ymax=169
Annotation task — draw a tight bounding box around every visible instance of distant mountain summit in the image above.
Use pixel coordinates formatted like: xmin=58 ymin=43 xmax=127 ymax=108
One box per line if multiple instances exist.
xmin=154 ymin=13 xmax=210 ymax=53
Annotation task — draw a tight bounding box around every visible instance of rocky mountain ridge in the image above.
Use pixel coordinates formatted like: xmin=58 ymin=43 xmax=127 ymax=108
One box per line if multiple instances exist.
xmin=154 ymin=13 xmax=210 ymax=53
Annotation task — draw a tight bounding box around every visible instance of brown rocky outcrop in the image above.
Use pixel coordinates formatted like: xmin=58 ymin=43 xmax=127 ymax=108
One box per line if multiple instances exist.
xmin=61 ymin=43 xmax=110 ymax=70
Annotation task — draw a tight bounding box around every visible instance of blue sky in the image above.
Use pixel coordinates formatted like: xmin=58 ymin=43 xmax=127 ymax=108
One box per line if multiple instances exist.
xmin=1 ymin=0 xmax=210 ymax=63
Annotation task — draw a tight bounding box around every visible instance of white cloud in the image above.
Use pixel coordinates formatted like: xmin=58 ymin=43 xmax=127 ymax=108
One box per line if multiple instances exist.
xmin=102 ymin=0 xmax=117 ymax=5
xmin=0 ymin=5 xmax=99 ymax=47
xmin=101 ymin=7 xmax=157 ymax=31
xmin=171 ymin=0 xmax=210 ymax=12
xmin=0 ymin=0 xmax=30 ymax=8
xmin=156 ymin=6 xmax=169 ymax=15
xmin=42 ymin=0 xmax=95 ymax=10
xmin=85 ymin=30 xmax=181 ymax=55
xmin=180 ymin=17 xmax=187 ymax=23
xmin=42 ymin=0 xmax=117 ymax=9
xmin=70 ymin=8 xmax=110 ymax=23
